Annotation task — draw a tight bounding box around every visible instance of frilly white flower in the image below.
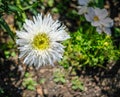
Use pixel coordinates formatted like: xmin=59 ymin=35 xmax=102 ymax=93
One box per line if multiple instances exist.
xmin=16 ymin=13 xmax=70 ymax=68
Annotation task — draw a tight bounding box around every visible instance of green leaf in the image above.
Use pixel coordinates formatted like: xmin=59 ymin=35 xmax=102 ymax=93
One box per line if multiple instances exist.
xmin=27 ymin=85 xmax=36 ymax=91
xmin=54 ymin=78 xmax=59 ymax=83
xmin=94 ymin=0 xmax=104 ymax=8
xmin=8 ymin=5 xmax=22 ymax=12
xmin=25 ymin=72 xmax=30 ymax=78
xmin=72 ymin=86 xmax=77 ymax=90
xmin=51 ymin=7 xmax=59 ymax=13
xmin=23 ymin=2 xmax=38 ymax=11
xmin=115 ymin=28 xmax=120 ymax=33
xmin=0 ymin=87 xmax=4 ymax=94
xmin=4 ymin=51 xmax=10 ymax=55
xmin=48 ymin=0 xmax=54 ymax=7
xmin=11 ymin=52 xmax=16 ymax=57
xmin=60 ymin=78 xmax=66 ymax=83
xmin=78 ymin=84 xmax=84 ymax=90
xmin=39 ymin=78 xmax=46 ymax=84
xmin=0 ymin=18 xmax=14 ymax=41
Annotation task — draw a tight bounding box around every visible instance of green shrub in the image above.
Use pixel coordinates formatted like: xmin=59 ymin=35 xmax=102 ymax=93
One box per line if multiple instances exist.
xmin=60 ymin=27 xmax=119 ymax=70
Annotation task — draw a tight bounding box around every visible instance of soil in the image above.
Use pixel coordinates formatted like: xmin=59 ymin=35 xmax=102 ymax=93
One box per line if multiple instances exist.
xmin=0 ymin=58 xmax=120 ymax=97
xmin=0 ymin=0 xmax=120 ymax=97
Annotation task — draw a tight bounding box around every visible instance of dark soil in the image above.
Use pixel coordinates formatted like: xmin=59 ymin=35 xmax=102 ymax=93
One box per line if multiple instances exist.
xmin=0 ymin=58 xmax=120 ymax=97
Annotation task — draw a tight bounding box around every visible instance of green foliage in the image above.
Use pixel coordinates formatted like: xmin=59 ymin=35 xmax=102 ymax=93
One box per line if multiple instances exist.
xmin=0 ymin=0 xmax=41 ymax=59
xmin=47 ymin=0 xmax=54 ymax=7
xmin=85 ymin=0 xmax=104 ymax=8
xmin=53 ymin=69 xmax=84 ymax=91
xmin=4 ymin=51 xmax=16 ymax=59
xmin=0 ymin=87 xmax=4 ymax=94
xmin=1 ymin=40 xmax=16 ymax=59
xmin=60 ymin=26 xmax=120 ymax=70
xmin=0 ymin=18 xmax=15 ymax=41
xmin=71 ymin=77 xmax=84 ymax=91
xmin=93 ymin=0 xmax=104 ymax=8
xmin=0 ymin=0 xmax=39 ymax=31
xmin=66 ymin=9 xmax=79 ymax=19
xmin=39 ymin=78 xmax=46 ymax=84
xmin=53 ymin=69 xmax=66 ymax=84
xmin=113 ymin=27 xmax=120 ymax=50
xmin=114 ymin=27 xmax=120 ymax=40
xmin=22 ymin=72 xmax=37 ymax=91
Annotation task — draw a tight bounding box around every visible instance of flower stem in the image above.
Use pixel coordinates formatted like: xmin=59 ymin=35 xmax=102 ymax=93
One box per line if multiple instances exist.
xmin=16 ymin=0 xmax=27 ymax=21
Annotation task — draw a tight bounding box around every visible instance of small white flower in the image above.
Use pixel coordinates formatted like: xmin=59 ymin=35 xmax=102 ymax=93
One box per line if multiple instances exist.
xmin=78 ymin=0 xmax=90 ymax=6
xmin=16 ymin=14 xmax=70 ymax=68
xmin=78 ymin=6 xmax=89 ymax=15
xmin=96 ymin=26 xmax=112 ymax=35
xmin=85 ymin=8 xmax=113 ymax=27
xmin=78 ymin=0 xmax=90 ymax=15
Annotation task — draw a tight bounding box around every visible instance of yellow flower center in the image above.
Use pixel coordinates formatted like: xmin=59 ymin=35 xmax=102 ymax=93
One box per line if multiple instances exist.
xmin=32 ymin=33 xmax=50 ymax=50
xmin=93 ymin=16 xmax=99 ymax=21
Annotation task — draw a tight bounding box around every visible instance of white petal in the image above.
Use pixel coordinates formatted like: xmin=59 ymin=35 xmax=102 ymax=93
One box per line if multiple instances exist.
xmin=101 ymin=18 xmax=113 ymax=27
xmin=78 ymin=6 xmax=88 ymax=15
xmin=95 ymin=8 xmax=108 ymax=19
xmin=91 ymin=21 xmax=101 ymax=26
xmin=85 ymin=7 xmax=95 ymax=22
xmin=104 ymin=27 xmax=111 ymax=35
xmin=96 ymin=26 xmax=102 ymax=34
xmin=78 ymin=0 xmax=90 ymax=6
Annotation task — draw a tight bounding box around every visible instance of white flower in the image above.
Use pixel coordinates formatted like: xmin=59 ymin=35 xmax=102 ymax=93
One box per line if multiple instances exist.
xmin=16 ymin=14 xmax=70 ymax=68
xmin=85 ymin=8 xmax=113 ymax=27
xmin=78 ymin=6 xmax=89 ymax=15
xmin=96 ymin=26 xmax=112 ymax=35
xmin=78 ymin=0 xmax=90 ymax=6
xmin=84 ymin=7 xmax=113 ymax=34
xmin=78 ymin=0 xmax=90 ymax=15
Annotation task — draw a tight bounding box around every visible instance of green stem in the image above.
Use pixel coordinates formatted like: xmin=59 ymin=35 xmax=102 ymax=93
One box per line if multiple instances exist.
xmin=23 ymin=2 xmax=38 ymax=11
xmin=16 ymin=0 xmax=27 ymax=21
xmin=23 ymin=6 xmax=34 ymax=11
xmin=97 ymin=64 xmax=107 ymax=70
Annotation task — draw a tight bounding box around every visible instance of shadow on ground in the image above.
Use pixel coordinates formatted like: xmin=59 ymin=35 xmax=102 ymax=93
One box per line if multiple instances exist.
xmin=0 ymin=57 xmax=22 ymax=97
